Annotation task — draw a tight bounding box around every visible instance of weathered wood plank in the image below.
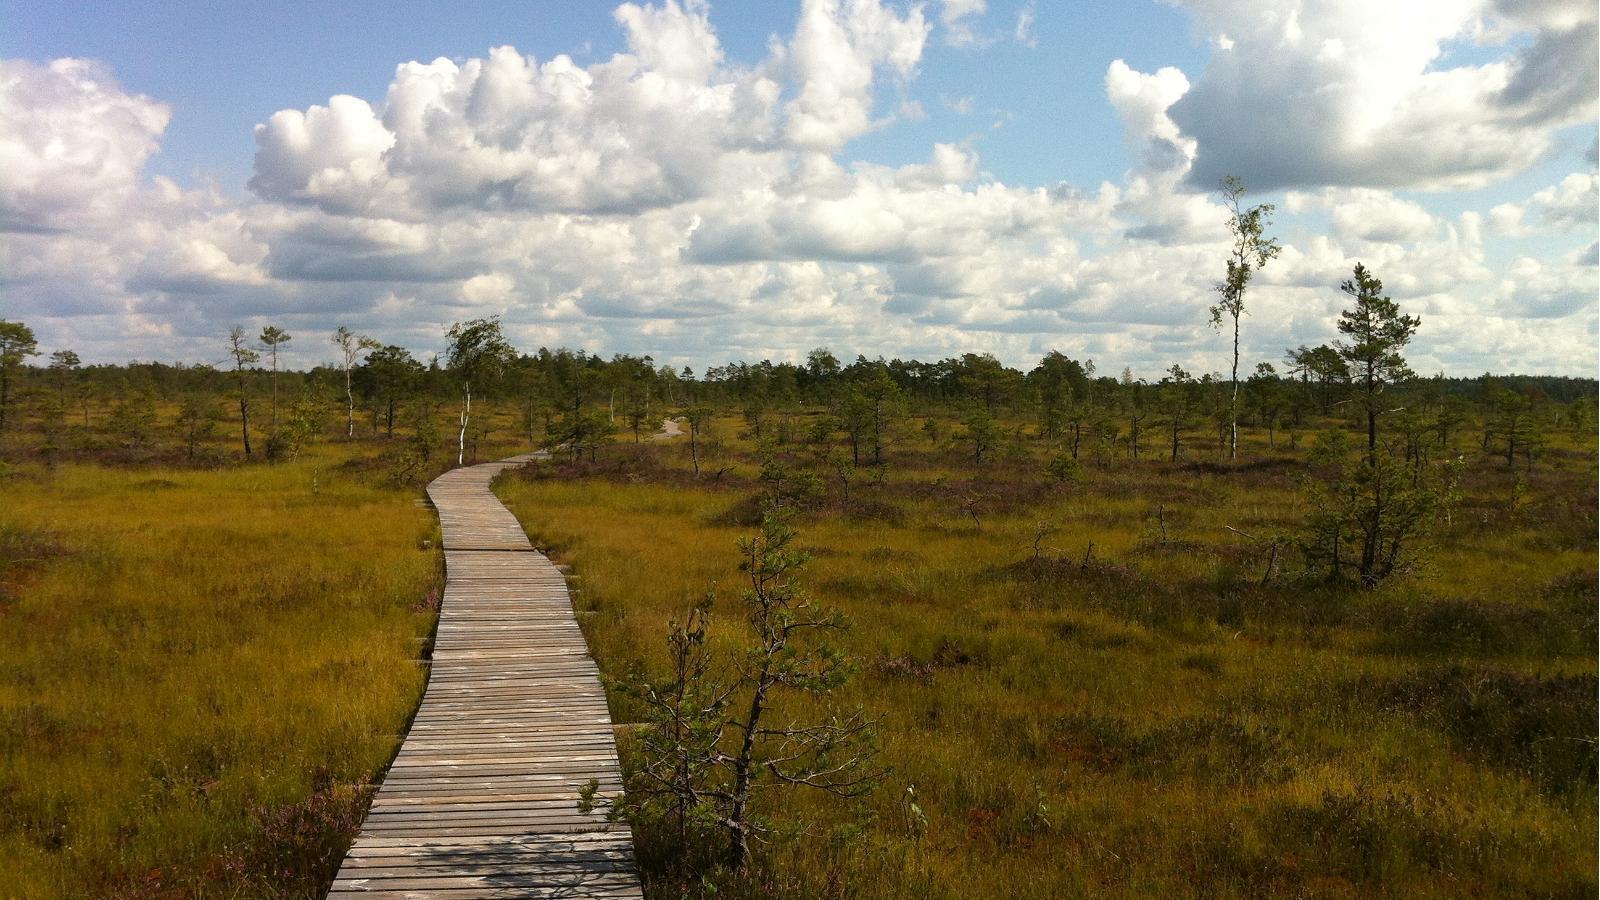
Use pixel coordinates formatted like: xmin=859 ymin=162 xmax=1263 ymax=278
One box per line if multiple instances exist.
xmin=330 ymin=451 xmax=640 ymax=899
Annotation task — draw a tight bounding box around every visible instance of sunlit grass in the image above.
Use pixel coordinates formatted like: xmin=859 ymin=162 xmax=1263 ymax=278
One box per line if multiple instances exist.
xmin=497 ymin=415 xmax=1597 ymax=898
xmin=0 ymin=444 xmax=442 ymax=896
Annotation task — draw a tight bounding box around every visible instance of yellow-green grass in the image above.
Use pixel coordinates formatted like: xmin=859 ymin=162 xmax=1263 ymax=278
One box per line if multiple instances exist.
xmin=497 ymin=415 xmax=1597 ymax=898
xmin=0 ymin=443 xmax=443 ymax=897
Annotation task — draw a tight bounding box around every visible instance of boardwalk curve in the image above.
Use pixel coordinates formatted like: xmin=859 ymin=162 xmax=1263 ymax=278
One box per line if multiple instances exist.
xmin=330 ymin=453 xmax=641 ymax=899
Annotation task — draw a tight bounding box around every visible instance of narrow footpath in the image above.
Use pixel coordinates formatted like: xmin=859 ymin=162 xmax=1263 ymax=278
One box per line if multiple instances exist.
xmin=329 ymin=452 xmax=642 ymax=899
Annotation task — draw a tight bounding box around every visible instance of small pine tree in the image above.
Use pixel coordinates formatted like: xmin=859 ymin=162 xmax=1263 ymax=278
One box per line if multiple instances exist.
xmin=1301 ymin=429 xmax=1462 ymax=587
xmin=597 ymin=514 xmax=883 ymax=872
xmin=177 ymin=392 xmax=220 ymax=461
xmin=1304 ymin=265 xmax=1451 ymax=589
xmin=960 ymin=406 xmax=1001 ymax=465
xmin=227 ymin=326 xmax=260 ymax=457
xmin=685 ymin=405 xmax=713 ymax=476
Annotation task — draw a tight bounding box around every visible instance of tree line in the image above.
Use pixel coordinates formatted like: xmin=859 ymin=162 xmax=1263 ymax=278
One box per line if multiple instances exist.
xmin=0 ymin=310 xmax=1590 ymax=473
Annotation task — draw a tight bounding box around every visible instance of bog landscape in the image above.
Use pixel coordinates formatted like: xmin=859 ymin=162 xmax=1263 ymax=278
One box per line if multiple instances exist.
xmin=2 ymin=306 xmax=1595 ymax=897
xmin=2 ymin=1 xmax=1596 ymax=898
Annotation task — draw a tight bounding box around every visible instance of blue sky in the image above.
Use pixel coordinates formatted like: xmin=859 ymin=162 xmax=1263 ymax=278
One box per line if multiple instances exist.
xmin=1 ymin=0 xmax=1595 ymax=374
xmin=0 ymin=0 xmax=1208 ymax=189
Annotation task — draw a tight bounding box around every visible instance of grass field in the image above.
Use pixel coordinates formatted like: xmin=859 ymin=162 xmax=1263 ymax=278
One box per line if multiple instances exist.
xmin=0 ymin=441 xmax=445 ymax=897
xmin=0 ymin=392 xmax=1591 ymax=898
xmin=496 ymin=414 xmax=1598 ymax=898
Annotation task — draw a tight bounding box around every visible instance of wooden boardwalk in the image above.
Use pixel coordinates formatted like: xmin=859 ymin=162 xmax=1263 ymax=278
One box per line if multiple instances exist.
xmin=330 ymin=453 xmax=642 ymax=899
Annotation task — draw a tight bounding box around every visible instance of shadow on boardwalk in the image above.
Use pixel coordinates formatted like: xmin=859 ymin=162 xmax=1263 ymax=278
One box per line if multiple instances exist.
xmin=328 ymin=453 xmax=642 ymax=899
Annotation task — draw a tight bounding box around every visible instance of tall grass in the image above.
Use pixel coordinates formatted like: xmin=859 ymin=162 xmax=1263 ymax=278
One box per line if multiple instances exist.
xmin=496 ymin=415 xmax=1597 ymax=898
xmin=0 ymin=445 xmax=441 ymax=896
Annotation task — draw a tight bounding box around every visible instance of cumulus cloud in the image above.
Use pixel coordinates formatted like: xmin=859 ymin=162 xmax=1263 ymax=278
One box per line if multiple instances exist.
xmin=249 ymin=95 xmax=395 ymax=214
xmin=784 ymin=0 xmax=929 ymax=150
xmin=0 ymin=58 xmax=170 ymax=232
xmin=247 ymin=0 xmax=927 ymax=219
xmin=0 ymin=57 xmax=268 ymax=360
xmin=1286 ymin=188 xmax=1442 ymax=244
xmin=1155 ymin=0 xmax=1598 ymax=191
xmin=1489 ymin=171 xmax=1598 ymax=234
xmin=253 ymin=41 xmax=782 ymax=217
xmin=1492 ymin=254 xmax=1599 ymax=318
xmin=2 ymin=0 xmax=1596 ymax=376
xmin=1103 ymin=60 xmax=1224 ymax=246
xmin=1105 ymin=60 xmax=1193 ymax=174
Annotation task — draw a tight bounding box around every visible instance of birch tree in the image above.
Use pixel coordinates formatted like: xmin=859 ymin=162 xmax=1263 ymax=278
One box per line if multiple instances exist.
xmin=444 ymin=317 xmax=515 ymax=466
xmin=333 ymin=326 xmax=378 ymax=438
xmin=1210 ymin=176 xmax=1280 ymax=459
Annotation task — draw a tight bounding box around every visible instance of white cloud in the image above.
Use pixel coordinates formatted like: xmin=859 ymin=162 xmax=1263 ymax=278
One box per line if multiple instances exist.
xmin=942 ymin=93 xmax=975 ymax=115
xmin=458 ymin=272 xmax=517 ymax=306
xmin=249 ymin=95 xmax=395 ymax=214
xmin=2 ymin=0 xmax=1596 ymax=377
xmin=1492 ymin=253 xmax=1598 ymax=318
xmin=1105 ymin=59 xmax=1193 ymax=174
xmin=1488 ymin=171 xmax=1598 ymax=234
xmin=783 ymin=0 xmax=929 ymax=151
xmin=0 ymin=58 xmax=169 ymax=232
xmin=252 ymin=38 xmax=785 ymax=218
xmin=940 ymin=0 xmax=988 ymax=47
xmin=1295 ymin=188 xmax=1442 ymax=244
xmin=1015 ymin=1 xmax=1037 ymax=47
xmin=1159 ymin=0 xmax=1597 ymax=191
xmin=613 ymin=0 xmax=723 ymax=82
xmin=1102 ymin=60 xmax=1224 ymax=246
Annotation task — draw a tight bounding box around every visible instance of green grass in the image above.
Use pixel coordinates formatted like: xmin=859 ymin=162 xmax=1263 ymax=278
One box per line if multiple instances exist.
xmin=496 ymin=416 xmax=1597 ymax=898
xmin=0 ymin=394 xmax=1589 ymax=897
xmin=0 ymin=445 xmax=443 ymax=897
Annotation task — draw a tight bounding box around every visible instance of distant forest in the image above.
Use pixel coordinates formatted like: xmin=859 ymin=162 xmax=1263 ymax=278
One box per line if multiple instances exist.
xmin=2 ymin=316 xmax=1596 ymax=464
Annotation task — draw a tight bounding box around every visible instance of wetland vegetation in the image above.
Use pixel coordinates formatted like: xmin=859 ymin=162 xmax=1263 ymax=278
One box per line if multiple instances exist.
xmin=0 ymin=304 xmax=1594 ymax=897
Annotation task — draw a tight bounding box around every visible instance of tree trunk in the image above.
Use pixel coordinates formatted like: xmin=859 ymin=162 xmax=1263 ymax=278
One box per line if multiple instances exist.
xmin=239 ymin=394 xmax=252 ymax=457
xmin=1359 ymin=473 xmax=1382 ymax=589
xmin=1229 ymin=314 xmax=1240 ymax=459
xmin=270 ymin=355 xmax=280 ymax=432
xmin=1365 ymin=362 xmax=1378 ymax=468
xmin=570 ymin=396 xmax=583 ymax=462
xmin=726 ymin=671 xmax=772 ymax=871
xmin=871 ymin=400 xmax=883 ymax=466
xmin=346 ymin=367 xmax=355 ymax=438
xmin=457 ymin=384 xmax=471 ymax=467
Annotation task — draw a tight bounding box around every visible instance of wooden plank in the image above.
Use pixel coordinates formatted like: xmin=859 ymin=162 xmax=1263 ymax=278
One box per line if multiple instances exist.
xmin=330 ymin=451 xmax=641 ymax=899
